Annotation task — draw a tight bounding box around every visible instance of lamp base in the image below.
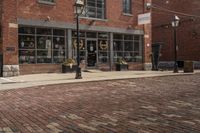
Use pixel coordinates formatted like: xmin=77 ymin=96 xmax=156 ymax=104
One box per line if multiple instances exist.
xmin=75 ymin=67 xmax=82 ymax=79
xmin=173 ymin=63 xmax=179 ymax=73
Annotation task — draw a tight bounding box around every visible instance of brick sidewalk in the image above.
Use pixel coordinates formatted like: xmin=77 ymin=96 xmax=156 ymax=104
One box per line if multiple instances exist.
xmin=0 ymin=74 xmax=200 ymax=133
xmin=1 ymin=70 xmax=199 ymax=90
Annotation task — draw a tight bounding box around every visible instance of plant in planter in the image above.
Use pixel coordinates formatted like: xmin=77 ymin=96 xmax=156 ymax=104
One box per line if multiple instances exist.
xmin=62 ymin=58 xmax=77 ymax=73
xmin=116 ymin=57 xmax=128 ymax=71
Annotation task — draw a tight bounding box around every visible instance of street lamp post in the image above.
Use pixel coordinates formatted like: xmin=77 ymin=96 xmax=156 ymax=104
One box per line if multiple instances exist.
xmin=171 ymin=15 xmax=180 ymax=73
xmin=74 ymin=0 xmax=84 ymax=79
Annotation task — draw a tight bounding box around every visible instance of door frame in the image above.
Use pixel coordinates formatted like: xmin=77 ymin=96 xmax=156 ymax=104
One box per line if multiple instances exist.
xmin=86 ymin=39 xmax=98 ymax=68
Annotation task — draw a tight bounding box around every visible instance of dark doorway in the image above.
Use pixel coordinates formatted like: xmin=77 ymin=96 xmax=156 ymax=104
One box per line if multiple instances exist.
xmin=87 ymin=40 xmax=97 ymax=67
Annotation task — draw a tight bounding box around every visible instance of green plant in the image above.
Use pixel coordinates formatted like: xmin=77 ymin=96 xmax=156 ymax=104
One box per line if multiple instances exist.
xmin=62 ymin=58 xmax=76 ymax=66
xmin=116 ymin=57 xmax=127 ymax=65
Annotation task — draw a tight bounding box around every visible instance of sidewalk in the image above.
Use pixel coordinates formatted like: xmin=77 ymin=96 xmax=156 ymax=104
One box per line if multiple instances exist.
xmin=0 ymin=70 xmax=199 ymax=91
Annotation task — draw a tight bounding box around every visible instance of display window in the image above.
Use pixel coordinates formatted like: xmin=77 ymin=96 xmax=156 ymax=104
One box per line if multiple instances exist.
xmin=18 ymin=27 xmax=67 ymax=64
xmin=113 ymin=34 xmax=143 ymax=62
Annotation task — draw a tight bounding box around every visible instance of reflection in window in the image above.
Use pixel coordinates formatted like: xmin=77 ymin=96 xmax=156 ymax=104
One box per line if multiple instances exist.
xmin=113 ymin=34 xmax=143 ymax=63
xmin=19 ymin=27 xmax=67 ymax=64
xmin=82 ymin=0 xmax=105 ymax=19
xmin=123 ymin=0 xmax=132 ymax=14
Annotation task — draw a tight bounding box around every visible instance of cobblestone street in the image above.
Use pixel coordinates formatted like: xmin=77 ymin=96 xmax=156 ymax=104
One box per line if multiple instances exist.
xmin=0 ymin=74 xmax=200 ymax=133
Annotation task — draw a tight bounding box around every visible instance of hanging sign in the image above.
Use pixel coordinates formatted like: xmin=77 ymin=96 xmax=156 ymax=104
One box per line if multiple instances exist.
xmin=138 ymin=12 xmax=151 ymax=25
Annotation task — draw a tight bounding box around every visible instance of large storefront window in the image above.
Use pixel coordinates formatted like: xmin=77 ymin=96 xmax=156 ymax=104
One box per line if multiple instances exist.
xmin=19 ymin=27 xmax=67 ymax=64
xmin=72 ymin=31 xmax=109 ymax=66
xmin=113 ymin=34 xmax=143 ymax=63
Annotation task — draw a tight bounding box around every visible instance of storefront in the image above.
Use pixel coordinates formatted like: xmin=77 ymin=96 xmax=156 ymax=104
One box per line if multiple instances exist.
xmin=18 ymin=26 xmax=144 ymax=74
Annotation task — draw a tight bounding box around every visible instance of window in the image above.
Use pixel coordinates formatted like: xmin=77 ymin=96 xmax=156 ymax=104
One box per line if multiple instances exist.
xmin=72 ymin=31 xmax=109 ymax=64
xmin=123 ymin=0 xmax=132 ymax=14
xmin=82 ymin=0 xmax=105 ymax=19
xmin=19 ymin=27 xmax=67 ymax=64
xmin=113 ymin=34 xmax=143 ymax=63
xmin=38 ymin=0 xmax=55 ymax=5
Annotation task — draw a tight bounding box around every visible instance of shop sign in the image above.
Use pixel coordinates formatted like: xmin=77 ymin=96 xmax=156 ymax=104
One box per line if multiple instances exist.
xmin=6 ymin=47 xmax=15 ymax=52
xmin=9 ymin=23 xmax=18 ymax=28
xmin=138 ymin=13 xmax=151 ymax=25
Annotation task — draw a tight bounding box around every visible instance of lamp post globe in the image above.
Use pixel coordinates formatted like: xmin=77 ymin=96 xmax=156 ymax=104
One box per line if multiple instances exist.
xmin=171 ymin=15 xmax=180 ymax=73
xmin=74 ymin=0 xmax=84 ymax=79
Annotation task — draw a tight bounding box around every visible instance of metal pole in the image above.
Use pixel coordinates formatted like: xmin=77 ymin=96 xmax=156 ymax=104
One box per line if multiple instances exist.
xmin=75 ymin=6 xmax=82 ymax=79
xmin=173 ymin=27 xmax=178 ymax=73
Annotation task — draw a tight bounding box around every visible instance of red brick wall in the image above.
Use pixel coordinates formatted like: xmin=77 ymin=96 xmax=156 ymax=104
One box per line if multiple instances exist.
xmin=152 ymin=0 xmax=200 ymax=61
xmin=0 ymin=0 xmax=3 ymax=52
xmin=2 ymin=0 xmax=150 ymax=74
xmin=20 ymin=64 xmax=61 ymax=75
xmin=17 ymin=0 xmax=144 ymax=30
xmin=143 ymin=0 xmax=152 ymax=64
xmin=2 ymin=0 xmax=18 ymax=64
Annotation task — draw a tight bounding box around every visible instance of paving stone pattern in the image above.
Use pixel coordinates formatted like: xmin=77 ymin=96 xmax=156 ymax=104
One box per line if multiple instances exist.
xmin=0 ymin=74 xmax=200 ymax=133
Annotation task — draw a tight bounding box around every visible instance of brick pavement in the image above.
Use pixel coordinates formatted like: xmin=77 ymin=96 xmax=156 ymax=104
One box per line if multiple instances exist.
xmin=0 ymin=74 xmax=200 ymax=133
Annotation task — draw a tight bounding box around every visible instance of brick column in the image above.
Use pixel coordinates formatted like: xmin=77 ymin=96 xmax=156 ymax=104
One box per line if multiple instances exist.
xmin=143 ymin=0 xmax=152 ymax=70
xmin=2 ymin=0 xmax=19 ymax=77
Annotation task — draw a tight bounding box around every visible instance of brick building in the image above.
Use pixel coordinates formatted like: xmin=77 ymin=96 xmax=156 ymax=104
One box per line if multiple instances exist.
xmin=152 ymin=0 xmax=200 ymax=68
xmin=0 ymin=0 xmax=152 ymax=76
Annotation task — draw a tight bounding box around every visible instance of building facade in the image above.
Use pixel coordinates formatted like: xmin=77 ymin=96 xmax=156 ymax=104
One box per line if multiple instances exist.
xmin=152 ymin=0 xmax=200 ymax=68
xmin=0 ymin=0 xmax=152 ymax=76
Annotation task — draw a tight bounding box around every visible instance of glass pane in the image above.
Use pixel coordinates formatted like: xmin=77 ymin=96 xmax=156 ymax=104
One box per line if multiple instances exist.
xmin=72 ymin=31 xmax=85 ymax=37
xmin=53 ymin=50 xmax=65 ymax=63
xmin=98 ymin=32 xmax=108 ymax=39
xmin=53 ymin=37 xmax=65 ymax=49
xmin=53 ymin=29 xmax=65 ymax=36
xmin=98 ymin=40 xmax=108 ymax=51
xmin=134 ymin=41 xmax=139 ymax=51
xmin=72 ymin=39 xmax=85 ymax=50
xmin=124 ymin=52 xmax=133 ymax=62
xmin=98 ymin=52 xmax=108 ymax=63
xmin=124 ymin=41 xmax=133 ymax=51
xmin=37 ymin=36 xmax=52 ymax=49
xmin=37 ymin=50 xmax=52 ymax=63
xmin=87 ymin=32 xmax=97 ymax=38
xmin=87 ymin=7 xmax=96 ymax=18
xmin=19 ymin=50 xmax=35 ymax=64
xmin=113 ymin=34 xmax=123 ymax=40
xmin=113 ymin=41 xmax=123 ymax=51
xmin=113 ymin=52 xmax=123 ymax=62
xmin=19 ymin=35 xmax=35 ymax=49
xmin=19 ymin=27 xmax=35 ymax=34
xmin=124 ymin=35 xmax=133 ymax=40
xmin=37 ymin=28 xmax=52 ymax=35
xmin=134 ymin=35 xmax=140 ymax=41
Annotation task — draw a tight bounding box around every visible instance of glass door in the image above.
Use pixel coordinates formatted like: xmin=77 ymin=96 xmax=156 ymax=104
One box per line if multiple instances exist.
xmin=87 ymin=40 xmax=97 ymax=67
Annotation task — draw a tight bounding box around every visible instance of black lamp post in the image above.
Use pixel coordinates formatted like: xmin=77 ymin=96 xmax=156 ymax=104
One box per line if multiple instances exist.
xmin=74 ymin=0 xmax=84 ymax=79
xmin=171 ymin=15 xmax=180 ymax=73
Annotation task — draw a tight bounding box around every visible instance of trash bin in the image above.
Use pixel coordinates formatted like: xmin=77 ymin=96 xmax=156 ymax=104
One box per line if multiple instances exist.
xmin=177 ymin=61 xmax=184 ymax=68
xmin=184 ymin=61 xmax=194 ymax=73
xmin=0 ymin=53 xmax=3 ymax=77
xmin=151 ymin=42 xmax=163 ymax=70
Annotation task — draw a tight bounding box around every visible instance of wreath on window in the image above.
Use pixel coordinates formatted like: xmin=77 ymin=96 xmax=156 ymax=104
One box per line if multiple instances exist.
xmin=73 ymin=39 xmax=84 ymax=49
xmin=99 ymin=41 xmax=108 ymax=50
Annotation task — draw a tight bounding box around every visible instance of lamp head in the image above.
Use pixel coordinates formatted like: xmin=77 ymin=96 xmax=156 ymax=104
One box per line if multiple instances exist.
xmin=74 ymin=0 xmax=85 ymax=15
xmin=172 ymin=15 xmax=180 ymax=27
xmin=75 ymin=0 xmax=84 ymax=7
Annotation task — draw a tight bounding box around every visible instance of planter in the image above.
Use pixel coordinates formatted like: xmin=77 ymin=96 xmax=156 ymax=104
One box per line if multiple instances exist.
xmin=62 ymin=65 xmax=77 ymax=73
xmin=184 ymin=61 xmax=194 ymax=73
xmin=116 ymin=64 xmax=128 ymax=71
